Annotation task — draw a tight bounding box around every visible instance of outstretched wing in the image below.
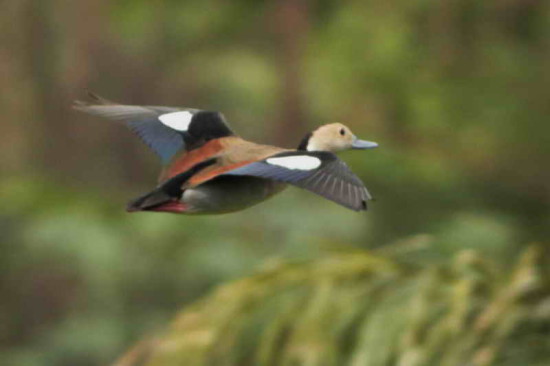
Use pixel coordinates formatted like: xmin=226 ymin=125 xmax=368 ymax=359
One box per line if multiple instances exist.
xmin=222 ymin=151 xmax=372 ymax=211
xmin=73 ymin=93 xmax=233 ymax=164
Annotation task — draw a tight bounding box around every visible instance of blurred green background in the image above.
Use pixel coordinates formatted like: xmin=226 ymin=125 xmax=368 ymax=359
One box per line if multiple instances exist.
xmin=1 ymin=0 xmax=549 ymax=365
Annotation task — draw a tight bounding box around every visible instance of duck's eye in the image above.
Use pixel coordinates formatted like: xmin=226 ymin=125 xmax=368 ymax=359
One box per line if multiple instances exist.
xmin=340 ymin=128 xmax=346 ymax=136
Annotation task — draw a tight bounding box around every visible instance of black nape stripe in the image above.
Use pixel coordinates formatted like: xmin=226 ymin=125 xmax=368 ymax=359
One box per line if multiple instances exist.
xmin=297 ymin=132 xmax=312 ymax=151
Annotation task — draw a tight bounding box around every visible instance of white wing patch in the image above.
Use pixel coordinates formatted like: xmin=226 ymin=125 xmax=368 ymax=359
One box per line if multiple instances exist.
xmin=158 ymin=111 xmax=193 ymax=131
xmin=266 ymin=155 xmax=322 ymax=170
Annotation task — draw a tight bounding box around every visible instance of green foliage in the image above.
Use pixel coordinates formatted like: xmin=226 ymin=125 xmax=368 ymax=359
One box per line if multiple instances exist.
xmin=115 ymin=247 xmax=549 ymax=366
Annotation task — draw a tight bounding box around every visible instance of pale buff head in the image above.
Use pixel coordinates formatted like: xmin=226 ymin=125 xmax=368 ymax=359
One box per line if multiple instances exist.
xmin=299 ymin=123 xmax=378 ymax=152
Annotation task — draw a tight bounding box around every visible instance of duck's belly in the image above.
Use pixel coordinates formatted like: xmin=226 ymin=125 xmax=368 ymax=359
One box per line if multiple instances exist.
xmin=181 ymin=176 xmax=286 ymax=214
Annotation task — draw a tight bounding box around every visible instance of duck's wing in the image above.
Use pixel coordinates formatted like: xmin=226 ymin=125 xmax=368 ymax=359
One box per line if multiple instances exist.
xmin=221 ymin=151 xmax=372 ymax=211
xmin=73 ymin=92 xmax=234 ymax=164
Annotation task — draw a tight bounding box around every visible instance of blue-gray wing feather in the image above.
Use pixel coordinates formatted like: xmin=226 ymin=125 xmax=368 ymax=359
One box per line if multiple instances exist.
xmin=224 ymin=151 xmax=371 ymax=211
xmin=74 ymin=98 xmax=198 ymax=163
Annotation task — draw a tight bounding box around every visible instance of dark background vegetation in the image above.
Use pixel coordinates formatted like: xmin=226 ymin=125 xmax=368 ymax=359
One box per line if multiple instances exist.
xmin=1 ymin=1 xmax=548 ymax=365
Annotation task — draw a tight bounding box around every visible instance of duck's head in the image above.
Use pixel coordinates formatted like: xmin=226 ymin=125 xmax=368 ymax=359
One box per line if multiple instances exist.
xmin=298 ymin=123 xmax=378 ymax=152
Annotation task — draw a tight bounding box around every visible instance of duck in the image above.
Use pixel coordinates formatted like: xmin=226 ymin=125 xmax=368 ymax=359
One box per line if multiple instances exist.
xmin=74 ymin=93 xmax=378 ymax=214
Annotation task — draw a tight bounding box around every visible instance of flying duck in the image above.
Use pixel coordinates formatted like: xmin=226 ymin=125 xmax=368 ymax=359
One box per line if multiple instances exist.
xmin=74 ymin=93 xmax=378 ymax=214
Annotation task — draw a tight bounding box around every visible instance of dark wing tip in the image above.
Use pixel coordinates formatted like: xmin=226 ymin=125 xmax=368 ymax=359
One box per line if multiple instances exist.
xmin=73 ymin=91 xmax=114 ymax=110
xmin=85 ymin=90 xmax=114 ymax=104
xmin=359 ymin=199 xmax=368 ymax=211
xmin=72 ymin=100 xmax=87 ymax=108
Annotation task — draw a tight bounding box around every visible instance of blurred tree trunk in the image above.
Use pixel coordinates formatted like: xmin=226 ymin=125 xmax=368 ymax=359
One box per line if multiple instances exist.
xmin=21 ymin=0 xmax=110 ymax=178
xmin=271 ymin=0 xmax=310 ymax=148
xmin=0 ymin=1 xmax=33 ymax=173
xmin=23 ymin=0 xmax=65 ymax=173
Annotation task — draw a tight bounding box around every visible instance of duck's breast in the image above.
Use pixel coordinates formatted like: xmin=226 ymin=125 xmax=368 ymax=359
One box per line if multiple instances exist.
xmin=181 ymin=176 xmax=286 ymax=214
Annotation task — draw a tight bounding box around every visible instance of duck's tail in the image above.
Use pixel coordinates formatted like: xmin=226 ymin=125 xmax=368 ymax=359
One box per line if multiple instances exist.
xmin=126 ymin=188 xmax=173 ymax=212
xmin=127 ymin=158 xmax=217 ymax=213
xmin=127 ymin=188 xmax=187 ymax=213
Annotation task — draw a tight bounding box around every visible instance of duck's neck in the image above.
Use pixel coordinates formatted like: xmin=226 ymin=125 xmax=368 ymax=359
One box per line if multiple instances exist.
xmin=297 ymin=132 xmax=313 ymax=151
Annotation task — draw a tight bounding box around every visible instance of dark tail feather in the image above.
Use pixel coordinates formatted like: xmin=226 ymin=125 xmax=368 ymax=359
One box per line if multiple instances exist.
xmin=127 ymin=158 xmax=218 ymax=212
xmin=126 ymin=188 xmax=173 ymax=212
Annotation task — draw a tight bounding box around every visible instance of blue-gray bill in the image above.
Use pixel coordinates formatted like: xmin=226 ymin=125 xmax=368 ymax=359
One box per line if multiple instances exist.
xmin=352 ymin=138 xmax=378 ymax=149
